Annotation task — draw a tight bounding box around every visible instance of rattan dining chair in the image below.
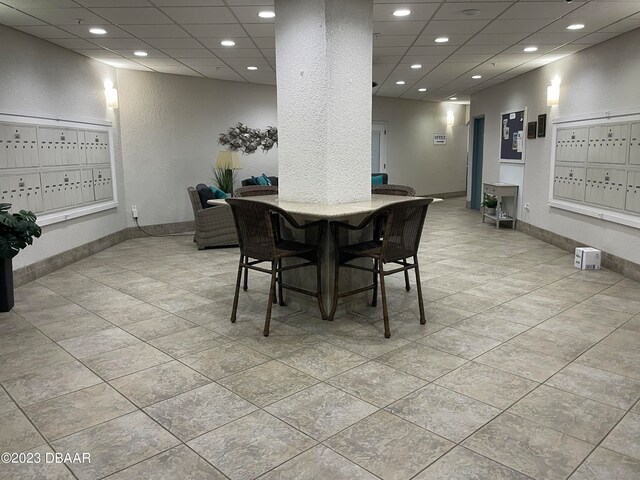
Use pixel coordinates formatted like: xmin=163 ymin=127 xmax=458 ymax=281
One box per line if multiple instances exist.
xmin=329 ymin=198 xmax=433 ymax=338
xmin=234 ymin=185 xmax=280 ymax=301
xmin=371 ymin=184 xmax=416 ymax=293
xmin=226 ymin=198 xmax=328 ymax=336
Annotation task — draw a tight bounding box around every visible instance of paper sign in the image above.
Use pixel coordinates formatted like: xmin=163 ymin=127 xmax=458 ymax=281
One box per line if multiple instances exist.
xmin=433 ymin=133 xmax=447 ymax=145
xmin=509 ymin=113 xmax=516 ymax=120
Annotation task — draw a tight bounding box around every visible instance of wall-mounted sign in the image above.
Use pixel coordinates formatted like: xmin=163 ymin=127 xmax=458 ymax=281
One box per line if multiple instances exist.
xmin=433 ymin=133 xmax=447 ymax=145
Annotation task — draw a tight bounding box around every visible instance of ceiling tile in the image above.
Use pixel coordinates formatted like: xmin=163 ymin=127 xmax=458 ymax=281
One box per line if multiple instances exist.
xmin=199 ymin=37 xmax=255 ymax=48
xmin=373 ymin=21 xmax=426 ymax=36
xmin=152 ymin=0 xmax=225 ymax=5
xmin=498 ymin=1 xmax=584 ymax=20
xmin=1 ymin=0 xmax=76 ymax=7
xmin=455 ymin=44 xmax=505 ymax=54
xmin=136 ymin=58 xmax=184 ymax=67
xmin=407 ymin=45 xmax=458 ymax=56
xmin=372 ymin=55 xmax=404 ymax=64
xmin=374 ymin=35 xmax=417 ymax=47
xmin=401 ymin=54 xmax=449 ymax=64
xmin=373 ymin=3 xmax=440 ymax=22
xmin=572 ymin=31 xmax=622 ymax=45
xmin=193 ymin=66 xmax=245 ymax=81
xmin=501 ymin=44 xmax=558 ymax=54
xmin=153 ymin=65 xmax=202 ymax=76
xmin=373 ymin=46 xmax=410 ymax=56
xmin=481 ymin=18 xmax=551 ymax=34
xmin=422 ymin=19 xmax=491 ymax=35
xmin=414 ymin=33 xmax=473 ymax=46
xmin=243 ymin=70 xmax=276 ymax=86
xmin=182 ymin=24 xmax=246 ymax=37
xmin=225 ymin=0 xmax=273 ymax=5
xmin=229 ymin=6 xmax=275 ymax=23
xmin=211 ymin=47 xmax=262 ymax=58
xmin=76 ymin=0 xmax=152 ymax=6
xmin=466 ymin=33 xmax=528 ymax=45
xmin=599 ymin=15 xmax=640 ymax=33
xmin=433 ymin=2 xmax=512 ymax=21
xmin=74 ymin=49 xmax=127 ymax=60
xmin=522 ymin=31 xmax=583 ymax=45
xmin=260 ymin=48 xmax=275 ymax=57
xmin=224 ymin=57 xmax=271 ymax=67
xmin=445 ymin=53 xmax=493 ymax=63
xmin=91 ymin=7 xmax=173 ymax=24
xmin=121 ymin=24 xmax=190 ymax=38
xmin=160 ymin=6 xmax=235 ymax=24
xmin=144 ymin=38 xmax=203 ymax=49
xmin=93 ymin=38 xmax=153 ymax=50
xmin=96 ymin=58 xmax=153 ymax=70
xmin=46 ymin=38 xmax=96 ymax=49
xmin=113 ymin=48 xmax=169 ymax=59
xmin=252 ymin=37 xmax=275 ymax=49
xmin=14 ymin=25 xmax=75 ymax=39
xmin=490 ymin=53 xmax=537 ymax=64
xmin=0 ymin=5 xmax=46 ymax=26
xmin=15 ymin=7 xmax=105 ymax=25
xmin=243 ymin=23 xmax=274 ymax=37
xmin=178 ymin=57 xmax=225 ymax=67
xmin=162 ymin=48 xmax=217 ymax=58
xmin=61 ymin=24 xmax=133 ymax=38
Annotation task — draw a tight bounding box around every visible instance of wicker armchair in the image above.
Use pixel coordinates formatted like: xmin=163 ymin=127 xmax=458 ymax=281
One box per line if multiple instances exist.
xmin=372 ymin=184 xmax=416 ymax=196
xmin=329 ymin=198 xmax=433 ymax=338
xmin=187 ymin=187 xmax=237 ymax=249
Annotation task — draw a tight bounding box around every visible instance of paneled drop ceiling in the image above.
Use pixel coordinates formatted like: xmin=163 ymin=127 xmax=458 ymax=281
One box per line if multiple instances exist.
xmin=1 ymin=0 xmax=639 ymax=103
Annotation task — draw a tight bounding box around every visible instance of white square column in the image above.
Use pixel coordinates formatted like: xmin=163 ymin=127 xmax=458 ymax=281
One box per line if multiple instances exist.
xmin=275 ymin=0 xmax=372 ymax=204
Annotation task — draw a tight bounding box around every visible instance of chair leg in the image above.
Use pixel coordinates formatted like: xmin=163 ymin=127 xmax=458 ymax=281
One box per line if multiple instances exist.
xmin=328 ymin=253 xmax=341 ymax=321
xmin=316 ymin=258 xmax=328 ymax=320
xmin=372 ymin=259 xmax=378 ymax=307
xmin=242 ymin=255 xmax=248 ymax=291
xmin=403 ymin=260 xmax=411 ymax=291
xmin=230 ymin=256 xmax=243 ymax=323
xmin=264 ymin=260 xmax=277 ymax=337
xmin=378 ymin=261 xmax=391 ymax=338
xmin=277 ymin=258 xmax=285 ymax=306
xmin=413 ymin=255 xmax=426 ymax=325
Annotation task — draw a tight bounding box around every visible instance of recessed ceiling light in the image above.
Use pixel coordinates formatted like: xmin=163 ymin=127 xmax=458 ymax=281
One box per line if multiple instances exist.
xmin=220 ymin=40 xmax=236 ymax=47
xmin=418 ymin=88 xmax=427 ymax=92
xmin=247 ymin=66 xmax=258 ymax=70
xmin=411 ymin=64 xmax=422 ymax=69
xmin=133 ymin=51 xmax=148 ymax=57
xmin=393 ymin=9 xmax=411 ymax=17
xmin=435 ymin=37 xmax=449 ymax=43
xmin=523 ymin=46 xmax=538 ymax=52
xmin=462 ymin=9 xmax=481 ymax=16
xmin=567 ymin=24 xmax=585 ymax=30
xmin=258 ymin=11 xmax=275 ymax=19
xmin=396 ymin=80 xmax=406 ymax=85
xmin=89 ymin=27 xmax=107 ymax=35
xmin=472 ymin=75 xmax=482 ymax=79
xmin=450 ymin=97 xmax=458 ymax=100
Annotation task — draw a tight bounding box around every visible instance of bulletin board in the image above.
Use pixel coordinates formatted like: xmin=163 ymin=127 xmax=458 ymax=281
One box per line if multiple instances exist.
xmin=500 ymin=109 xmax=526 ymax=162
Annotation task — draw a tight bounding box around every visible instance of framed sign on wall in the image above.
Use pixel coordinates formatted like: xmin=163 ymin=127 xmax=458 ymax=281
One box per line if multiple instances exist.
xmin=500 ymin=109 xmax=526 ymax=163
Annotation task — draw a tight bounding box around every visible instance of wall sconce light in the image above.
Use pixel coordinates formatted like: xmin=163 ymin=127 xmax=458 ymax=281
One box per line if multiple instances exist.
xmin=547 ymin=76 xmax=560 ymax=106
xmin=104 ymin=80 xmax=118 ymax=109
xmin=447 ymin=111 xmax=455 ymax=126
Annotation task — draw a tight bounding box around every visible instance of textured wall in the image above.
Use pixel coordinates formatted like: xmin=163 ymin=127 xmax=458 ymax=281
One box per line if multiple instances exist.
xmin=117 ymin=69 xmax=278 ymax=226
xmin=0 ymin=25 xmax=127 ymax=270
xmin=469 ymin=28 xmax=640 ymax=264
xmin=373 ymin=98 xmax=468 ymax=195
xmin=276 ymin=0 xmax=372 ymax=204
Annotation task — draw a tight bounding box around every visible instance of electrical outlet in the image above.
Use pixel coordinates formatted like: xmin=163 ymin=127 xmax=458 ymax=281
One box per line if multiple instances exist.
xmin=131 ymin=205 xmax=138 ymax=219
xmin=524 ymin=203 xmax=530 ymax=211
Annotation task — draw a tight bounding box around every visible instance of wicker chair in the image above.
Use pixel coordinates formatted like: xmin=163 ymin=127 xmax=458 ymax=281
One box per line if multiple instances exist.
xmin=372 ymin=183 xmax=416 ymax=291
xmin=372 ymin=184 xmax=416 ymax=196
xmin=329 ymin=198 xmax=433 ymax=338
xmin=187 ymin=187 xmax=237 ymax=249
xmin=226 ymin=198 xmax=328 ymax=336
xmin=235 ymin=185 xmax=278 ymax=197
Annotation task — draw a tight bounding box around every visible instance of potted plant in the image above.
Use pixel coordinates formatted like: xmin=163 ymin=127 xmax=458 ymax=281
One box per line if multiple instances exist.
xmin=0 ymin=203 xmax=42 ymax=312
xmin=482 ymin=195 xmax=498 ymax=216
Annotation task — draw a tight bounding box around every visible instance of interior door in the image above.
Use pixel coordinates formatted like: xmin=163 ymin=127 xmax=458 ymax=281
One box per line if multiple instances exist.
xmin=471 ymin=117 xmax=485 ymax=210
xmin=371 ymin=122 xmax=387 ymax=173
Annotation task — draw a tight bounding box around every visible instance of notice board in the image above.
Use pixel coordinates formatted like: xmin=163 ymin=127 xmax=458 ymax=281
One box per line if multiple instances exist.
xmin=500 ymin=109 xmax=526 ymax=162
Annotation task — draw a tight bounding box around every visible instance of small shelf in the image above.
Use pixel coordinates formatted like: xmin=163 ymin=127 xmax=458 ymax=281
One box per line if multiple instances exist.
xmin=482 ymin=182 xmax=519 ymax=230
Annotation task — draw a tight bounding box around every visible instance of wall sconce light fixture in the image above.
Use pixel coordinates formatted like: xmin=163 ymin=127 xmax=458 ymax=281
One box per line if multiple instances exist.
xmin=104 ymin=80 xmax=118 ymax=109
xmin=547 ymin=76 xmax=560 ymax=106
xmin=447 ymin=110 xmax=455 ymax=126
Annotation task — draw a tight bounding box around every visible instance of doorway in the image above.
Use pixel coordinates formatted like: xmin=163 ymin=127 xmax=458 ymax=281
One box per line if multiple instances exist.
xmin=372 ymin=122 xmax=387 ymax=173
xmin=470 ymin=117 xmax=485 ymax=210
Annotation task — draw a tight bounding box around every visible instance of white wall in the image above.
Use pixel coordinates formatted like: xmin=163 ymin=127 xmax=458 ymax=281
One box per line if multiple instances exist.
xmin=117 ymin=69 xmax=279 ymax=226
xmin=469 ymin=28 xmax=640 ymax=265
xmin=0 ymin=25 xmax=127 ymax=269
xmin=373 ymin=97 xmax=468 ymax=196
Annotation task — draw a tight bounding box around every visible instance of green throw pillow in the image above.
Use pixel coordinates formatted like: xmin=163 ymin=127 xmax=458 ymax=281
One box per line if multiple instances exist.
xmin=372 ymin=174 xmax=384 ymax=186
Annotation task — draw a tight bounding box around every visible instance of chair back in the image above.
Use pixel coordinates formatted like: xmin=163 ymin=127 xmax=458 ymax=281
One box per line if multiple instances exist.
xmin=235 ymin=185 xmax=279 ymax=197
xmin=226 ymin=198 xmax=278 ymax=260
xmin=380 ymin=198 xmax=432 ymax=262
xmin=372 ymin=184 xmax=415 ymax=196
xmin=187 ymin=187 xmax=202 ymax=214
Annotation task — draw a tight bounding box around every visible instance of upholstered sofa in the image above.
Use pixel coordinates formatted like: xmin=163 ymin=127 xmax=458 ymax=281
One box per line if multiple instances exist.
xmin=187 ymin=186 xmax=237 ymax=249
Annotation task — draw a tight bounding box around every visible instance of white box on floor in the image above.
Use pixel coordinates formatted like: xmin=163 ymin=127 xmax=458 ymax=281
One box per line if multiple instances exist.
xmin=575 ymin=247 xmax=601 ymax=270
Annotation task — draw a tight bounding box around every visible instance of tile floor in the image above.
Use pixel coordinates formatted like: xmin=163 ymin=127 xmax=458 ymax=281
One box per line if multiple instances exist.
xmin=1 ymin=197 xmax=640 ymax=479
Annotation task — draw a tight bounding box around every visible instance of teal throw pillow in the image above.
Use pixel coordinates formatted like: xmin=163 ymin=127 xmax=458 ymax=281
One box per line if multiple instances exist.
xmin=256 ymin=174 xmax=271 ymax=186
xmin=210 ymin=186 xmax=228 ymax=199
xmin=372 ymin=174 xmax=384 ymax=186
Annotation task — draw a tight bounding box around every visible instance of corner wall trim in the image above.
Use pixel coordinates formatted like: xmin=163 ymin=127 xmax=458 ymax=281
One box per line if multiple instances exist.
xmin=516 ymin=220 xmax=640 ymax=283
xmin=13 ymin=221 xmax=195 ymax=287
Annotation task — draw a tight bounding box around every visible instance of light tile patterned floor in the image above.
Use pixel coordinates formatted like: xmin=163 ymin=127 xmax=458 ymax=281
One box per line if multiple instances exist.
xmin=1 ymin=197 xmax=640 ymax=479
